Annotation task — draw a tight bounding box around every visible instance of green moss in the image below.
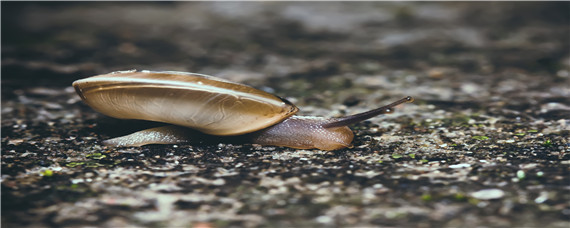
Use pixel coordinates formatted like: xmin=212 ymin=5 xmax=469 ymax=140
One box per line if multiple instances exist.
xmin=543 ymin=140 xmax=553 ymax=147
xmin=214 ymin=220 xmax=231 ymax=228
xmin=391 ymin=153 xmax=403 ymax=159
xmin=41 ymin=169 xmax=54 ymax=177
xmin=66 ymin=162 xmax=85 ymax=167
xmin=85 ymin=161 xmax=105 ymax=168
xmin=421 ymin=194 xmax=432 ymax=201
xmin=468 ymin=198 xmax=480 ymax=205
xmin=86 ymin=152 xmax=106 ymax=160
xmin=408 ymin=154 xmax=416 ymax=159
xmin=472 ymin=136 xmax=489 ymax=140
xmin=454 ymin=193 xmax=466 ymax=201
xmin=448 ymin=114 xmax=472 ymax=126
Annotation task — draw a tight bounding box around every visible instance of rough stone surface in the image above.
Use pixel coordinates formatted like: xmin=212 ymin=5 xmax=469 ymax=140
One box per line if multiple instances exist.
xmin=2 ymin=2 xmax=569 ymax=227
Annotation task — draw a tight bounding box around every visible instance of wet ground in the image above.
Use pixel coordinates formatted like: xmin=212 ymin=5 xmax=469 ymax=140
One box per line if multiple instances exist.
xmin=1 ymin=2 xmax=569 ymax=227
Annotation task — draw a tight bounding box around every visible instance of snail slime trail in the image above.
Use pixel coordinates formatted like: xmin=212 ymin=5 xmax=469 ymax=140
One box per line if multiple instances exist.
xmin=73 ymin=70 xmax=414 ymax=150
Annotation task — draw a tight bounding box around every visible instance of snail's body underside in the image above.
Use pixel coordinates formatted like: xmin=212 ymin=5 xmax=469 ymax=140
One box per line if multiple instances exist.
xmin=73 ymin=70 xmax=413 ymax=150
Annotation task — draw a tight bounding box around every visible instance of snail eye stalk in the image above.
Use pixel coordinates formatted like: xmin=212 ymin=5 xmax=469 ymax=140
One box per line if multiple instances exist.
xmin=321 ymin=96 xmax=414 ymax=128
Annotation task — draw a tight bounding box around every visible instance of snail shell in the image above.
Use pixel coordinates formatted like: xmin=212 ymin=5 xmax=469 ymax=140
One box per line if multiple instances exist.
xmin=73 ymin=70 xmax=298 ymax=136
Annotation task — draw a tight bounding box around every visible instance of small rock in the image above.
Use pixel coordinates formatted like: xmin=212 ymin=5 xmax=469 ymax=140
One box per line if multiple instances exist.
xmin=470 ymin=189 xmax=505 ymax=200
xmin=449 ymin=163 xmax=471 ymax=169
xmin=315 ymin=215 xmax=333 ymax=224
xmin=8 ymin=139 xmax=24 ymax=145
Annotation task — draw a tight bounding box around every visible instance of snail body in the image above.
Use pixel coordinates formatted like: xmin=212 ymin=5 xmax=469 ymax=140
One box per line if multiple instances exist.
xmin=73 ymin=70 xmax=413 ymax=150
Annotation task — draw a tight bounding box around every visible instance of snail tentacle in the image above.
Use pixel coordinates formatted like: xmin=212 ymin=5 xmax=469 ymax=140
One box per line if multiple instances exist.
xmin=321 ymin=96 xmax=414 ymax=128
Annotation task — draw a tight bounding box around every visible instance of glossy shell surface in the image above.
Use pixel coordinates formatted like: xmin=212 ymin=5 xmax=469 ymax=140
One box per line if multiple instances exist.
xmin=72 ymin=70 xmax=299 ymax=136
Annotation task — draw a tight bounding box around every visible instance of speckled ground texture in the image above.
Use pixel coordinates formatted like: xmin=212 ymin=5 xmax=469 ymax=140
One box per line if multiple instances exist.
xmin=2 ymin=2 xmax=569 ymax=227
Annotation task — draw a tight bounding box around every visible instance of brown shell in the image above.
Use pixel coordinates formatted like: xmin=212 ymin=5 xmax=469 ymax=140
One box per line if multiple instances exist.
xmin=72 ymin=70 xmax=299 ymax=136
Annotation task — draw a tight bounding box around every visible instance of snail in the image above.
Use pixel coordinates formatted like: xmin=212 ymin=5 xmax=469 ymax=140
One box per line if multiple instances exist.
xmin=73 ymin=70 xmax=413 ymax=150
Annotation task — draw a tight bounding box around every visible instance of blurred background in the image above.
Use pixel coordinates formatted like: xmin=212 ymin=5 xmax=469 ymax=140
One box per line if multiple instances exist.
xmin=2 ymin=2 xmax=569 ymax=227
xmin=3 ymin=2 xmax=568 ymax=88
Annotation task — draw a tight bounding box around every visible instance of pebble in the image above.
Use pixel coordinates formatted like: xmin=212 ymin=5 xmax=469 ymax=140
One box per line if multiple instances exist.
xmin=449 ymin=163 xmax=471 ymax=169
xmin=315 ymin=215 xmax=333 ymax=224
xmin=470 ymin=189 xmax=505 ymax=200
